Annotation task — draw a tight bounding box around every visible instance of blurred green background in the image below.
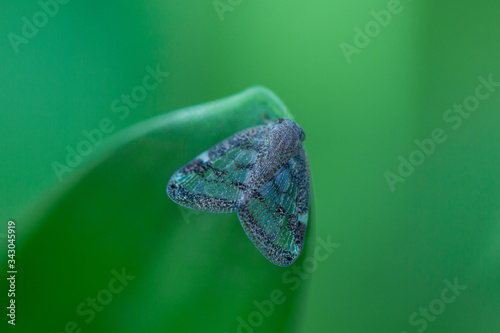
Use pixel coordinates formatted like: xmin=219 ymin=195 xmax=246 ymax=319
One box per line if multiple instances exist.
xmin=1 ymin=0 xmax=500 ymax=332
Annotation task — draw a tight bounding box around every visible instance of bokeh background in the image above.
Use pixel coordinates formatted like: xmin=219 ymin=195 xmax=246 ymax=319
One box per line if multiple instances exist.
xmin=1 ymin=0 xmax=500 ymax=332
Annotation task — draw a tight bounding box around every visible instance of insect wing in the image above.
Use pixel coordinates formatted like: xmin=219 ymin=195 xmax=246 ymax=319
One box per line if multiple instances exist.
xmin=237 ymin=148 xmax=310 ymax=266
xmin=167 ymin=125 xmax=269 ymax=213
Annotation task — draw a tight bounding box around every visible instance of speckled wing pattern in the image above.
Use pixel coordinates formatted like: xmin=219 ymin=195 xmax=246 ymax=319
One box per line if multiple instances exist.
xmin=238 ymin=148 xmax=310 ymax=266
xmin=167 ymin=119 xmax=310 ymax=266
xmin=167 ymin=125 xmax=269 ymax=213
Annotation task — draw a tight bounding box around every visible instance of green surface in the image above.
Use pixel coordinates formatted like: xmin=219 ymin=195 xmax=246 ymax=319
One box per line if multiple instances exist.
xmin=1 ymin=1 xmax=500 ymax=332
xmin=3 ymin=87 xmax=315 ymax=333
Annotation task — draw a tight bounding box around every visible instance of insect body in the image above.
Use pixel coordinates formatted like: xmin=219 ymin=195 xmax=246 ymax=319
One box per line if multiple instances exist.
xmin=167 ymin=118 xmax=310 ymax=266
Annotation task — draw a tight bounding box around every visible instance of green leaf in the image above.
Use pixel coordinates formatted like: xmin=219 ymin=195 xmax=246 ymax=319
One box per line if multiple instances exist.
xmin=14 ymin=87 xmax=315 ymax=333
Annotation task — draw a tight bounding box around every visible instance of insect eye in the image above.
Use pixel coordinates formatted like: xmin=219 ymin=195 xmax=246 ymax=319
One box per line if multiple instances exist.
xmin=275 ymin=118 xmax=285 ymax=124
xmin=299 ymin=130 xmax=306 ymax=141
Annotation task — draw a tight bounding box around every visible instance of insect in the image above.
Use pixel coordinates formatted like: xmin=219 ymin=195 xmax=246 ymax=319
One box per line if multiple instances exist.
xmin=167 ymin=118 xmax=310 ymax=266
